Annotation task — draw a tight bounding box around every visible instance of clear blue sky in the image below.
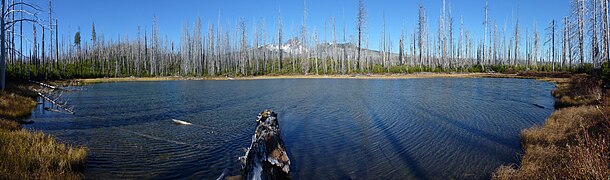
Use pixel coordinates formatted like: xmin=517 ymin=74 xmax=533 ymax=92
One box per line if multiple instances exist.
xmin=45 ymin=0 xmax=569 ymax=51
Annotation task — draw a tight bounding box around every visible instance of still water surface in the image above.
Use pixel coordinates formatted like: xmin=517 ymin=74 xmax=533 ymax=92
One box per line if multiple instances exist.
xmin=26 ymin=78 xmax=555 ymax=179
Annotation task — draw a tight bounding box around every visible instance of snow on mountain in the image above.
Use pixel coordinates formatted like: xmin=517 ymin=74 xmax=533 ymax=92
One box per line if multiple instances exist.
xmin=257 ymin=38 xmax=392 ymax=58
xmin=262 ymin=37 xmax=307 ymax=54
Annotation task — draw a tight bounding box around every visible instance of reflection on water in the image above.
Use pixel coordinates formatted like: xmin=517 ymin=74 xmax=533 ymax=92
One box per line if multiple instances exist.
xmin=26 ymin=78 xmax=555 ymax=179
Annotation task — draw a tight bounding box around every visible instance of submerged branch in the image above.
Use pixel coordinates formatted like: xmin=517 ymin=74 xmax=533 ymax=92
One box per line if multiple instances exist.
xmin=37 ymin=92 xmax=74 ymax=114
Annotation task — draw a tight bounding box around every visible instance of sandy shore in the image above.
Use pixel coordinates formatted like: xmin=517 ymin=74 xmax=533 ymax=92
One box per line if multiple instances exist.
xmin=72 ymin=72 xmax=569 ymax=84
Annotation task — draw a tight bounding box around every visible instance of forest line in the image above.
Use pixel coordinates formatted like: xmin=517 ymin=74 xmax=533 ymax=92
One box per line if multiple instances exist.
xmin=2 ymin=0 xmax=610 ymax=86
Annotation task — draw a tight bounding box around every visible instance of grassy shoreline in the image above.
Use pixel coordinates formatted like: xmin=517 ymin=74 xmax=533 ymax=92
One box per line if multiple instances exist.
xmin=493 ymin=74 xmax=609 ymax=179
xmin=0 ymin=82 xmax=87 ymax=179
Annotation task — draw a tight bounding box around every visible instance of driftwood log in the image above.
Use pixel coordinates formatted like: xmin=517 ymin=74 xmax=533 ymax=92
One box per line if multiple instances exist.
xmin=238 ymin=109 xmax=291 ymax=180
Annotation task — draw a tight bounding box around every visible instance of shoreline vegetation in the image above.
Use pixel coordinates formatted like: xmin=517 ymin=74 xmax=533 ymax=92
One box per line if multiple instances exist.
xmin=493 ymin=74 xmax=610 ymax=179
xmin=68 ymin=72 xmax=570 ymax=85
xmin=0 ymin=82 xmax=87 ymax=179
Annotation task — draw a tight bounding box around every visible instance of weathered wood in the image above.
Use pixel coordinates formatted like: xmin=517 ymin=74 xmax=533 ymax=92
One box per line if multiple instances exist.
xmin=30 ymin=80 xmax=57 ymax=89
xmin=37 ymin=92 xmax=74 ymax=114
xmin=172 ymin=119 xmax=192 ymax=125
xmin=239 ymin=109 xmax=290 ymax=180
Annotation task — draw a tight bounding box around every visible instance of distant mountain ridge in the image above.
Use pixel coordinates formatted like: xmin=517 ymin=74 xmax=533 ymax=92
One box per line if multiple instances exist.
xmin=259 ymin=37 xmax=390 ymax=57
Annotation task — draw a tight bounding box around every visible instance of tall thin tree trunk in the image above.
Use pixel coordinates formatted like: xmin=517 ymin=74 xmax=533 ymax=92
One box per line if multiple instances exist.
xmin=0 ymin=0 xmax=6 ymax=90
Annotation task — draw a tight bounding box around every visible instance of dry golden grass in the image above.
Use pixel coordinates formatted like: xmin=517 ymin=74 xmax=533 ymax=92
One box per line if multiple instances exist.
xmin=494 ymin=106 xmax=609 ymax=179
xmin=494 ymin=75 xmax=610 ymax=180
xmin=521 ymin=106 xmax=604 ymax=145
xmin=0 ymin=82 xmax=88 ymax=179
xmin=551 ymin=74 xmax=603 ymax=108
xmin=495 ymin=145 xmax=564 ymax=180
xmin=0 ymin=129 xmax=87 ymax=179
xmin=566 ymin=133 xmax=610 ymax=179
xmin=516 ymin=71 xmax=573 ymax=78
xmin=0 ymin=119 xmax=20 ymax=131
xmin=0 ymin=92 xmax=37 ymax=120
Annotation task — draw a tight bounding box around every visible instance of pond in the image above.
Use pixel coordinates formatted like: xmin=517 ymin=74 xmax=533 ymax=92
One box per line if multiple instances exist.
xmin=25 ymin=78 xmax=555 ymax=179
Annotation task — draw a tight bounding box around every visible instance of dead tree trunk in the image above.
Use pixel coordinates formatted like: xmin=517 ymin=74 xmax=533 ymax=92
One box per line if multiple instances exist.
xmin=239 ymin=109 xmax=291 ymax=179
xmin=0 ymin=0 xmax=5 ymax=90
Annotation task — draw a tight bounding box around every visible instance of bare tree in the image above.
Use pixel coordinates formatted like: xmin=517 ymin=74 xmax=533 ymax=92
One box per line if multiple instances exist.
xmin=546 ymin=20 xmax=556 ymax=71
xmin=253 ymin=19 xmax=259 ymax=75
xmin=601 ymin=0 xmax=610 ymax=63
xmin=562 ymin=17 xmax=568 ymax=69
xmin=207 ymin=23 xmax=215 ymax=76
xmin=418 ymin=3 xmax=427 ymax=69
xmin=381 ymin=13 xmax=386 ymax=69
xmin=342 ymin=10 xmax=347 ymax=74
xmin=357 ymin=0 xmax=366 ymax=71
xmin=459 ymin=15 xmax=464 ymax=69
xmin=261 ymin=18 xmax=267 ymax=74
xmin=48 ymin=0 xmax=53 ymax=67
xmin=573 ymin=0 xmax=586 ymax=68
xmin=514 ymin=16 xmax=520 ymax=67
xmin=399 ymin=23 xmax=404 ymax=66
xmin=152 ymin=15 xmax=159 ymax=75
xmin=313 ymin=26 xmax=318 ymax=75
xmin=302 ymin=0 xmax=308 ymax=74
xmin=590 ymin=0 xmax=600 ymax=67
xmin=482 ymin=0 xmax=488 ymax=71
xmin=448 ymin=2 xmax=454 ymax=69
xmin=277 ymin=8 xmax=283 ymax=73
xmin=533 ymin=23 xmax=539 ymax=69
xmin=240 ymin=17 xmax=247 ymax=75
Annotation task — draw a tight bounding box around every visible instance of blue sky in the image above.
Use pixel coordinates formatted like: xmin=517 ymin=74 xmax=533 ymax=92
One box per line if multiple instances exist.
xmin=46 ymin=0 xmax=569 ymax=51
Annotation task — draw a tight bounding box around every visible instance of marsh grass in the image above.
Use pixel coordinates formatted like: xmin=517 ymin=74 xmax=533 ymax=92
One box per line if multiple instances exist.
xmin=0 ymin=82 xmax=87 ymax=179
xmin=493 ymin=75 xmax=610 ymax=179
xmin=551 ymin=74 xmax=603 ymax=108
xmin=520 ymin=106 xmax=604 ymax=146
xmin=0 ymin=119 xmax=20 ymax=131
xmin=0 ymin=129 xmax=87 ymax=179
xmin=0 ymin=92 xmax=37 ymax=120
xmin=494 ymin=106 xmax=609 ymax=179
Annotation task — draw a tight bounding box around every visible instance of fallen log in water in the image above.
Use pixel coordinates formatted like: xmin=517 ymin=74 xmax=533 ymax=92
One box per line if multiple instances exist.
xmin=238 ymin=109 xmax=291 ymax=180
xmin=172 ymin=119 xmax=192 ymax=125
xmin=29 ymin=80 xmax=65 ymax=90
xmin=37 ymin=92 xmax=75 ymax=115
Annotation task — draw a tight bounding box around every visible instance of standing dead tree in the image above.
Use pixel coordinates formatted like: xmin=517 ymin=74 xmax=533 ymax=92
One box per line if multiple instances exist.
xmin=1 ymin=0 xmax=46 ymax=90
xmin=545 ymin=20 xmax=556 ymax=71
xmin=356 ymin=0 xmax=366 ymax=72
xmin=562 ymin=17 xmax=568 ymax=69
xmin=589 ymin=0 xmax=600 ymax=68
xmin=600 ymin=0 xmax=610 ymax=63
xmin=514 ymin=16 xmax=520 ymax=67
xmin=277 ymin=8 xmax=283 ymax=73
xmin=482 ymin=0 xmax=488 ymax=71
xmin=417 ymin=3 xmax=427 ymax=70
xmin=573 ymin=0 xmax=586 ymax=68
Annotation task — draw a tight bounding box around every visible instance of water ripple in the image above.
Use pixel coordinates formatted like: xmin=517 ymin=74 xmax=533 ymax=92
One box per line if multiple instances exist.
xmin=26 ymin=78 xmax=554 ymax=179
